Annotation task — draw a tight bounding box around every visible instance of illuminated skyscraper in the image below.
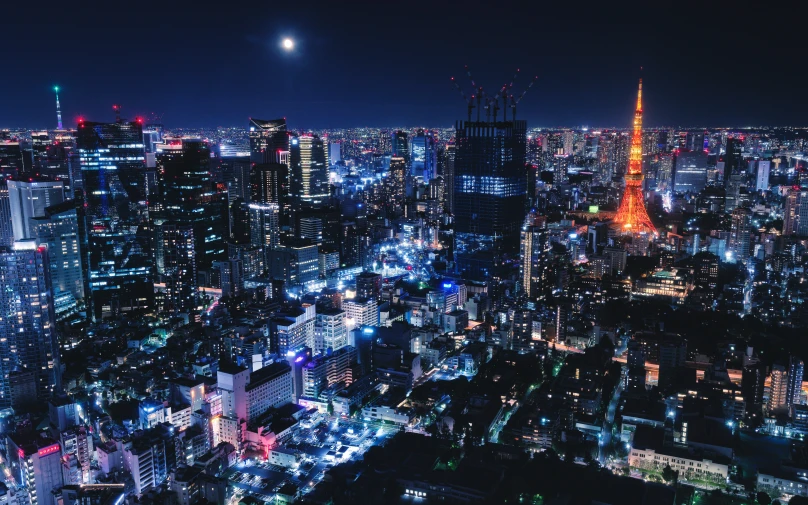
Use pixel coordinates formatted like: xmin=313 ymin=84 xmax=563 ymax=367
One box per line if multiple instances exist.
xmin=728 ymin=207 xmax=752 ymax=264
xmin=787 ymin=356 xmax=804 ymax=409
xmin=520 ymin=219 xmax=550 ymax=300
xmin=7 ymin=178 xmax=65 ymax=241
xmin=0 ymin=180 xmax=14 ymax=247
xmin=76 ymin=120 xmax=152 ymax=320
xmin=410 ymin=130 xmax=436 ymax=180
xmin=290 ymin=134 xmax=328 ymax=207
xmin=783 ymin=188 xmax=808 ymax=236
xmin=672 ymin=150 xmax=708 ymax=194
xmin=153 ymin=222 xmax=196 ymax=314
xmin=0 ymin=241 xmax=60 ymax=407
xmin=613 ymin=80 xmax=656 ymax=236
xmin=30 ymin=201 xmax=85 ymax=310
xmin=722 ymin=136 xmax=743 ymax=188
xmin=391 ymin=131 xmax=409 ymax=165
xmin=248 ymin=118 xmax=289 ymax=164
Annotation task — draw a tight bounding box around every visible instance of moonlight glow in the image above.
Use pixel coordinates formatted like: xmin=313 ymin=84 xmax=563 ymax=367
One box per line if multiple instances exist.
xmin=282 ymin=38 xmax=294 ymax=50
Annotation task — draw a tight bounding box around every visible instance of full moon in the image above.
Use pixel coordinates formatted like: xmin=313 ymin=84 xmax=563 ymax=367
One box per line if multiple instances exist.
xmin=282 ymin=38 xmax=294 ymax=50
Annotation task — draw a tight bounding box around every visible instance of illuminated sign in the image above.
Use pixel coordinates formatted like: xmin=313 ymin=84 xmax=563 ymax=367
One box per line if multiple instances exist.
xmin=362 ymin=328 xmax=374 ymax=335
xmin=589 ymin=205 xmax=599 ymax=213
xmin=37 ymin=444 xmax=60 ymax=457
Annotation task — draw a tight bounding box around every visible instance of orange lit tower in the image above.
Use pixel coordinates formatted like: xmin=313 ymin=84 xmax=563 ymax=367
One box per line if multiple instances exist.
xmin=613 ymin=79 xmax=656 ymax=235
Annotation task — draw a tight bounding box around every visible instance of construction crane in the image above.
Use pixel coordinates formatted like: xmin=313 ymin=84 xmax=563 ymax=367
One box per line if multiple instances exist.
xmin=508 ymin=75 xmax=538 ymax=121
xmin=464 ymin=65 xmax=485 ymax=122
xmin=451 ymin=77 xmax=475 ymax=122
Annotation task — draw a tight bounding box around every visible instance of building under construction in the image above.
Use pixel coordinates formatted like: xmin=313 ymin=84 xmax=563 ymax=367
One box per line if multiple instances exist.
xmin=451 ymin=68 xmax=534 ymax=280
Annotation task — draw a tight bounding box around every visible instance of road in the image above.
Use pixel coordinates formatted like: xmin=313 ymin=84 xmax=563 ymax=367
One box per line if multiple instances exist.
xmin=599 ymin=367 xmax=624 ymax=464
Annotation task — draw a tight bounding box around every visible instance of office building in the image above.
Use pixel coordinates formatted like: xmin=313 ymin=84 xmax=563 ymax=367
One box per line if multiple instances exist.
xmin=268 ymin=241 xmax=318 ymax=287
xmin=387 ymin=156 xmax=407 ymax=217
xmin=356 ymin=271 xmax=382 ymax=300
xmin=290 ymin=134 xmax=328 ymax=207
xmin=315 ymin=309 xmax=348 ymax=353
xmin=249 ymin=118 xmax=288 ymax=165
xmin=722 ymin=136 xmax=742 ymax=188
xmin=410 ymin=130 xmax=436 ymax=180
xmin=217 ymin=364 xmax=249 ymax=422
xmin=673 ymin=150 xmax=708 ymax=194
xmin=301 ymin=346 xmax=356 ymax=400
xmin=344 ymin=297 xmax=379 ymax=330
xmin=30 ymin=201 xmax=84 ymax=309
xmin=270 ymin=304 xmax=316 ymax=356
xmin=0 ymin=242 xmax=60 ymax=407
xmin=391 ymin=131 xmax=409 ymax=165
xmin=153 ymin=222 xmax=196 ymax=314
xmin=0 ymin=180 xmax=13 ymax=247
xmin=251 ymin=162 xmax=289 ymax=213
xmin=7 ymin=178 xmax=65 ymax=241
xmin=77 ymin=120 xmax=152 ymax=320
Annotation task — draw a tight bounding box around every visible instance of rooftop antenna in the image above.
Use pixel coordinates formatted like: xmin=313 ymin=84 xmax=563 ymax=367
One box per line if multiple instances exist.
xmin=54 ymin=86 xmax=63 ymax=130
xmin=112 ymin=104 xmax=122 ymax=123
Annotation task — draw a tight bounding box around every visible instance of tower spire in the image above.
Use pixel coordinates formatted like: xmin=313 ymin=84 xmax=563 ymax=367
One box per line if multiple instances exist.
xmin=54 ymin=86 xmax=63 ymax=130
xmin=613 ymin=78 xmax=656 ymax=235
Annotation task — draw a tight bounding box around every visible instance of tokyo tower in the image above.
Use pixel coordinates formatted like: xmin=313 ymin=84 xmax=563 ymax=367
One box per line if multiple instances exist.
xmin=613 ymin=79 xmax=656 ymax=235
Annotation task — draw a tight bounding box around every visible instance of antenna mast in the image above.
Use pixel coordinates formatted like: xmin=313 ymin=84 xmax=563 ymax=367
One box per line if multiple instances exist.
xmin=54 ymin=86 xmax=63 ymax=130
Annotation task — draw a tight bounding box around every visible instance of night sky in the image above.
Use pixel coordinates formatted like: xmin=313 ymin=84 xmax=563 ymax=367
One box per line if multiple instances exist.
xmin=3 ymin=2 xmax=807 ymax=129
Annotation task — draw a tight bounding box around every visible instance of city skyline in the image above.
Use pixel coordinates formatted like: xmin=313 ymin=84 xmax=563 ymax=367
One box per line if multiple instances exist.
xmin=3 ymin=3 xmax=808 ymax=128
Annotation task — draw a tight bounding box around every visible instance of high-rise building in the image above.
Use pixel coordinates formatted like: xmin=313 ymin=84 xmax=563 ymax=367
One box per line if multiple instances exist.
xmin=391 ymin=131 xmax=409 ymax=165
xmin=443 ymin=144 xmax=455 ymax=213
xmin=0 ymin=141 xmax=26 ymax=176
xmin=410 ymin=130 xmax=436 ymax=180
xmin=768 ymin=364 xmax=788 ymax=412
xmin=76 ymin=120 xmax=152 ymax=320
xmin=154 ymin=139 xmax=227 ymax=273
xmin=672 ymin=150 xmax=708 ymax=194
xmin=248 ymin=118 xmax=288 ymax=165
xmin=520 ymin=222 xmax=549 ymax=300
xmin=0 ymin=241 xmax=61 ymax=407
xmin=7 ymin=435 xmax=64 ymax=505
xmin=153 ymin=222 xmax=196 ymax=314
xmin=387 ymin=156 xmax=407 ymax=217
xmin=787 ymin=356 xmax=804 ymax=408
xmin=728 ymin=207 xmax=752 ymax=264
xmin=722 ymin=136 xmax=743 ymax=188
xmin=290 ymin=135 xmax=328 ymax=207
xmin=0 ymin=180 xmax=15 ymax=247
xmin=7 ymin=178 xmax=65 ymax=241
xmin=657 ymin=337 xmax=687 ymax=392
xmin=251 ymin=163 xmax=289 ymax=212
xmin=344 ymin=297 xmax=379 ymax=330
xmin=756 ymin=160 xmax=770 ymax=192
xmin=315 ymin=309 xmax=348 ymax=353
xmin=30 ymin=201 xmax=85 ymax=309
xmin=356 ymin=271 xmax=382 ymax=301
xmin=783 ymin=188 xmax=808 ymax=236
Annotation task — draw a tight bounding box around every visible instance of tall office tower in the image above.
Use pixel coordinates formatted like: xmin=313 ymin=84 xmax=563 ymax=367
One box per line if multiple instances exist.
xmin=410 ymin=130 xmax=436 ymax=179
xmin=783 ymin=188 xmax=808 ymax=236
xmin=453 ymin=118 xmax=527 ymax=279
xmin=248 ymin=202 xmax=280 ymax=257
xmin=251 ymin=163 xmax=289 ymax=209
xmin=614 ymin=80 xmax=655 ymax=236
xmin=329 ymin=141 xmax=341 ymax=165
xmin=153 ymin=222 xmax=196 ymax=314
xmin=248 ymin=118 xmax=289 ymax=164
xmin=672 ymin=150 xmax=708 ymax=194
xmin=220 ymin=156 xmax=252 ymax=203
xmin=0 ymin=180 xmax=14 ymax=247
xmin=76 ymin=120 xmax=152 ymax=321
xmin=722 ymin=136 xmax=743 ymax=188
xmin=769 ymin=364 xmax=788 ymax=412
xmin=31 ymin=132 xmax=51 ymax=168
xmin=728 ymin=207 xmax=752 ymax=264
xmin=154 ymin=139 xmax=227 ymax=273
xmin=30 ymin=201 xmax=85 ymax=309
xmin=391 ymin=131 xmax=409 ymax=164
xmin=0 ymin=241 xmax=61 ymax=407
xmin=443 ymin=144 xmax=455 ymax=213
xmin=626 ymin=340 xmax=647 ymax=393
xmin=787 ymin=356 xmax=804 ymax=408
xmin=756 ymin=160 xmax=770 ymax=192
xmin=520 ymin=220 xmax=550 ymax=300
xmin=7 ymin=178 xmax=65 ymax=241
xmin=387 ymin=156 xmax=407 ymax=217
xmin=290 ymin=135 xmax=328 ymax=207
